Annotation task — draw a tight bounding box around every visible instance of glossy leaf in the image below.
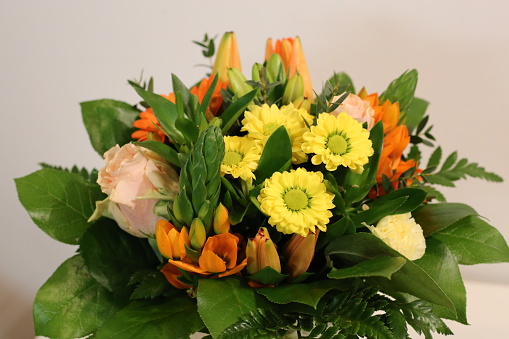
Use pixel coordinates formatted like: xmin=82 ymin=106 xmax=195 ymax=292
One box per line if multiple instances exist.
xmin=351 ymin=196 xmax=407 ymax=226
xmin=368 ymin=188 xmax=427 ymax=215
xmin=405 ymin=97 xmax=429 ymax=134
xmin=197 ymin=276 xmax=269 ymax=338
xmin=15 ymin=168 xmax=105 ymax=244
xmin=80 ymin=219 xmax=159 ymax=293
xmin=81 ymin=99 xmax=140 ymax=156
xmin=431 ymin=215 xmax=509 ymax=265
xmin=326 ymin=233 xmax=455 ymax=313
xmin=133 ymin=140 xmax=181 ymax=168
xmin=220 ymin=89 xmax=258 ymax=133
xmin=254 ymin=126 xmax=292 ymax=184
xmin=256 ymin=280 xmax=344 ymax=308
xmin=95 ymin=296 xmax=203 ymax=339
xmin=248 ymin=266 xmax=288 ymax=286
xmin=414 ymin=237 xmax=467 ymax=324
xmin=328 ymin=256 xmax=406 ymax=280
xmin=412 ymin=203 xmax=477 ymax=236
xmin=34 ymin=255 xmax=123 ymax=339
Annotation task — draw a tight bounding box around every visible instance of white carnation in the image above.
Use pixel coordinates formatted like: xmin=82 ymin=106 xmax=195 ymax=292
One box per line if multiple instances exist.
xmin=367 ymin=212 xmax=426 ymax=260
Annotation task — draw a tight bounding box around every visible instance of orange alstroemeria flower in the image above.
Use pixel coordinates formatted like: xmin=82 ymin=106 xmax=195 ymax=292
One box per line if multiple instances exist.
xmin=190 ymin=75 xmax=228 ymax=118
xmin=155 ymin=220 xmax=190 ymax=261
xmin=359 ymin=89 xmax=400 ymax=134
xmin=169 ymin=232 xmax=247 ymax=278
xmin=266 ymin=37 xmax=313 ymax=100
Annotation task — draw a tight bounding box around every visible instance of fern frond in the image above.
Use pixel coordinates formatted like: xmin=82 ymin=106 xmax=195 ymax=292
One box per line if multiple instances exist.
xmin=218 ymin=308 xmax=292 ymax=339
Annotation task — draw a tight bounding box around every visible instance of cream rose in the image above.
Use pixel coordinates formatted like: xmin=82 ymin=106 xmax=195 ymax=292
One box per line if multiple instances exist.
xmin=331 ymin=92 xmax=375 ymax=129
xmin=91 ymin=143 xmax=179 ymax=237
xmin=367 ymin=212 xmax=426 ymax=260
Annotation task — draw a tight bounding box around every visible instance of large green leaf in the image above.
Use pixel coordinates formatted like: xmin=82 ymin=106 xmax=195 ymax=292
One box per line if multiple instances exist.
xmin=197 ymin=276 xmax=269 ymax=338
xmin=95 ymin=296 xmax=203 ymax=339
xmin=368 ymin=188 xmax=427 ymax=215
xmin=254 ymin=125 xmax=292 ymax=184
xmin=15 ymin=168 xmax=105 ymax=244
xmin=256 ymin=280 xmax=345 ymax=308
xmin=328 ymin=256 xmax=406 ymax=280
xmin=220 ymin=89 xmax=258 ymax=134
xmin=405 ymin=97 xmax=429 ymax=133
xmin=412 ymin=203 xmax=477 ymax=236
xmin=81 ymin=99 xmax=140 ymax=156
xmin=431 ymin=215 xmax=509 ymax=264
xmin=34 ymin=255 xmax=124 ymax=339
xmin=414 ymin=237 xmax=467 ymax=324
xmin=326 ymin=233 xmax=455 ymax=313
xmin=80 ymin=218 xmax=160 ymax=293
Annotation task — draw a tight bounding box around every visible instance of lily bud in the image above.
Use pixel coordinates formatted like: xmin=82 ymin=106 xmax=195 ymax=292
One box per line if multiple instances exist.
xmin=155 ymin=220 xmax=190 ymax=260
xmin=189 ymin=218 xmax=207 ymax=251
xmin=213 ymin=203 xmax=230 ymax=234
xmin=212 ymin=32 xmax=241 ymax=82
xmin=246 ymin=227 xmax=281 ymax=275
xmin=265 ymin=53 xmax=286 ymax=84
xmin=292 ymin=96 xmax=311 ymax=112
xmin=283 ymin=73 xmax=304 ymax=105
xmin=251 ymin=63 xmax=263 ymax=82
xmin=266 ymin=37 xmax=313 ymax=101
xmin=227 ymin=67 xmax=253 ymax=98
xmin=283 ymin=230 xmax=318 ymax=281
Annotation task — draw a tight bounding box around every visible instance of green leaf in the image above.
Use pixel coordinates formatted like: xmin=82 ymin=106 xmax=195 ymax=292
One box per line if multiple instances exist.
xmin=256 ymin=280 xmax=344 ymax=308
xmin=95 ymin=296 xmax=204 ymax=339
xmin=34 ymin=255 xmax=123 ymax=339
xmin=81 ymin=99 xmax=140 ymax=156
xmin=326 ymin=216 xmax=355 ymax=240
xmin=248 ymin=266 xmax=288 ymax=286
xmin=412 ymin=203 xmax=477 ymax=236
xmin=405 ymin=97 xmax=429 ymax=133
xmin=368 ymin=188 xmax=427 ymax=215
xmin=80 ymin=219 xmax=159 ymax=293
xmin=15 ymin=168 xmax=105 ymax=245
xmin=220 ymin=89 xmax=258 ymax=133
xmin=254 ymin=126 xmax=292 ymax=184
xmin=200 ymin=74 xmax=219 ymax=114
xmin=129 ymin=271 xmax=173 ymax=300
xmin=414 ymin=237 xmax=467 ymax=324
xmin=325 ymin=233 xmax=455 ymax=313
xmin=351 ymin=196 xmax=407 ymax=226
xmin=431 ymin=215 xmax=509 ymax=264
xmin=133 ymin=140 xmax=181 ymax=168
xmin=175 ymin=116 xmax=200 ymax=143
xmin=197 ymin=276 xmax=270 ymax=338
xmin=328 ymin=256 xmax=406 ymax=280
xmin=380 ymin=69 xmax=418 ymax=113
xmin=130 ymin=81 xmax=185 ymax=145
xmin=426 ymin=147 xmax=442 ymax=169
xmin=328 ymin=72 xmax=355 ymax=93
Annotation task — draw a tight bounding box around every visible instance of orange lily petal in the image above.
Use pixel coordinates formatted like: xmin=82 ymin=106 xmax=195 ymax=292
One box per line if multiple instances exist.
xmin=218 ymin=258 xmax=248 ymax=278
xmin=199 ymin=250 xmax=227 ymax=273
xmin=169 ymin=259 xmax=210 ymax=275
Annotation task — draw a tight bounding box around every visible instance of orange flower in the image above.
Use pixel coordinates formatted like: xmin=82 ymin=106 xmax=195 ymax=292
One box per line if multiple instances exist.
xmin=161 ymin=262 xmax=191 ymax=289
xmin=212 ymin=32 xmax=241 ymax=83
xmin=169 ymin=232 xmax=247 ymax=278
xmin=359 ymin=90 xmax=400 ymax=134
xmin=155 ymin=220 xmax=190 ymax=260
xmin=266 ymin=37 xmax=313 ymax=100
xmin=190 ymin=75 xmax=228 ymax=117
xmin=283 ymin=230 xmax=318 ymax=281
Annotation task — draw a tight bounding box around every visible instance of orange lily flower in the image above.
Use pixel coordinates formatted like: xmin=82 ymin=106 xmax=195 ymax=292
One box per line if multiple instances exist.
xmin=246 ymin=227 xmax=281 ymax=276
xmin=169 ymin=232 xmax=247 ymax=278
xmin=212 ymin=32 xmax=242 ymax=83
xmin=266 ymin=37 xmax=313 ymax=100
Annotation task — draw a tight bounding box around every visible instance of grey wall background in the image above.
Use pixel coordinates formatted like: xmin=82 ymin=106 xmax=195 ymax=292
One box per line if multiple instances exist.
xmin=1 ymin=0 xmax=508 ymax=337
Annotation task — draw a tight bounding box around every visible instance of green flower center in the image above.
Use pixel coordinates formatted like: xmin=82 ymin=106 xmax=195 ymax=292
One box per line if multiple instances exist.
xmin=283 ymin=189 xmax=309 ymax=212
xmin=223 ymin=151 xmax=243 ymax=166
xmin=263 ymin=122 xmax=280 ymax=136
xmin=327 ymin=134 xmax=348 ymax=155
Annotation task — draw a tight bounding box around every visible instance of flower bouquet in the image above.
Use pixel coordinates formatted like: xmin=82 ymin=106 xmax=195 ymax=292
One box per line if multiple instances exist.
xmin=16 ymin=32 xmax=509 ymax=339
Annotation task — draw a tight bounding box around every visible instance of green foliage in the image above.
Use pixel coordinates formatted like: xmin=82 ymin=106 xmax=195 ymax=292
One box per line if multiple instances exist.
xmin=396 ymin=299 xmax=453 ymax=339
xmin=218 ymin=308 xmax=291 ymax=339
xmin=197 ymin=276 xmax=271 ymax=338
xmin=193 ymin=33 xmax=217 ymax=58
xmin=254 ymin=125 xmax=292 ymax=184
xmin=328 ymin=257 xmax=406 ymax=280
xmin=81 ymin=99 xmax=140 ymax=156
xmin=39 ymin=162 xmax=99 ymax=183
xmin=380 ymin=69 xmax=418 ymax=114
xmin=79 ymin=219 xmax=160 ymax=293
xmin=33 ymin=255 xmax=125 ymax=339
xmin=328 ymin=72 xmax=355 ymax=94
xmin=95 ymin=297 xmax=204 ymax=339
xmin=15 ymin=168 xmax=105 ymax=244
xmin=133 ymin=140 xmax=181 ymax=168
xmin=421 ymin=147 xmax=503 ymax=187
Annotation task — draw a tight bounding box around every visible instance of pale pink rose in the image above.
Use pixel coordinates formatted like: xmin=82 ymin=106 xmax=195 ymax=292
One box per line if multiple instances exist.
xmin=331 ymin=92 xmax=375 ymax=129
xmin=95 ymin=143 xmax=179 ymax=237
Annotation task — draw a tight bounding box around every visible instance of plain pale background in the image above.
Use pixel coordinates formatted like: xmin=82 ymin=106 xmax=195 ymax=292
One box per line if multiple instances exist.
xmin=1 ymin=0 xmax=508 ymax=338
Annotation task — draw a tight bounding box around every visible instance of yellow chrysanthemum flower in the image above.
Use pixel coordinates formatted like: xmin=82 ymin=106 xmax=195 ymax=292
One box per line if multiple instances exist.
xmin=221 ymin=136 xmax=262 ymax=181
xmin=258 ymin=168 xmax=335 ymax=236
xmin=302 ymin=112 xmax=374 ymax=173
xmin=241 ymin=103 xmax=313 ymax=164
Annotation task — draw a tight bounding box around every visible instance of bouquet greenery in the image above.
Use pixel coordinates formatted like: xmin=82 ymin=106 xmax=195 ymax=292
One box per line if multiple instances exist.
xmin=16 ymin=32 xmax=509 ymax=339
